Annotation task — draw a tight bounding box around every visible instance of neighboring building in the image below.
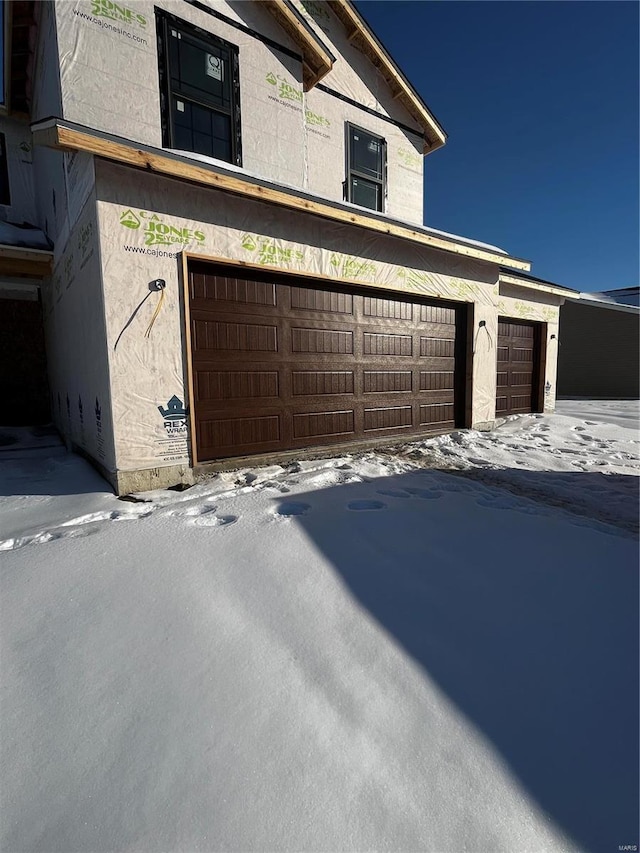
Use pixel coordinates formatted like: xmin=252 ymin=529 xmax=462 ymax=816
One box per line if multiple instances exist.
xmin=586 ymin=287 xmax=640 ymax=307
xmin=0 ymin=0 xmax=576 ymax=493
xmin=557 ymin=290 xmax=640 ymax=399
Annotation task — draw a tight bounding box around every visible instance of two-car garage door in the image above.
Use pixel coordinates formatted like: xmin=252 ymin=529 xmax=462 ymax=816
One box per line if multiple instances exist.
xmin=187 ymin=262 xmax=467 ymax=463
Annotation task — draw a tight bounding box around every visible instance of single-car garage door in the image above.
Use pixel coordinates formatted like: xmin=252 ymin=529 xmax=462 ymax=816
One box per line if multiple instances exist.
xmin=496 ymin=318 xmax=542 ymax=416
xmin=187 ymin=262 xmax=467 ymax=462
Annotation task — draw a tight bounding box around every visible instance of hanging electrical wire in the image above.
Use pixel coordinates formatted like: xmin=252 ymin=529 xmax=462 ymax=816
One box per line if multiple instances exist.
xmin=145 ymin=285 xmax=166 ymax=338
xmin=113 ymin=279 xmax=166 ymax=350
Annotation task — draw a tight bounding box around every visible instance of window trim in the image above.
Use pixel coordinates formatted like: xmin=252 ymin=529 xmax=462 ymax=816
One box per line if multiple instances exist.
xmin=344 ymin=122 xmax=386 ymax=213
xmin=155 ymin=8 xmax=242 ymax=167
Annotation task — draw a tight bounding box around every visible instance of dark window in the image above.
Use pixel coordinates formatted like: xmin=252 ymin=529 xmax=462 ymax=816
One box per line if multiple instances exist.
xmin=0 ymin=134 xmax=10 ymax=206
xmin=157 ymin=11 xmax=241 ymax=166
xmin=345 ymin=124 xmax=386 ymax=212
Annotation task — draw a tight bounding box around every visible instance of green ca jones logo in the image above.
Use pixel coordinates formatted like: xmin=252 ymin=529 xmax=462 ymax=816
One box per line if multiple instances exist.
xmin=241 ymin=233 xmax=304 ymax=266
xmin=120 ymin=210 xmax=205 ymax=247
xmin=265 ymin=71 xmax=330 ymax=128
xmin=90 ymin=0 xmax=147 ymax=28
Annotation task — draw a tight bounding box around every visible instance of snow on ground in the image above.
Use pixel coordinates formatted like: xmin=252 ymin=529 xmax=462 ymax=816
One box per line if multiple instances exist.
xmin=1 ymin=403 xmax=638 ymax=852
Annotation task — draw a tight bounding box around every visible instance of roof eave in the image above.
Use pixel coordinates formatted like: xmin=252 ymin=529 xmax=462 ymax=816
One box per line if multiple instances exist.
xmin=327 ymin=0 xmax=447 ymax=154
xmin=262 ymin=0 xmax=335 ymax=90
xmin=499 ymin=271 xmax=576 ymax=298
xmin=31 ymin=118 xmax=530 ymax=271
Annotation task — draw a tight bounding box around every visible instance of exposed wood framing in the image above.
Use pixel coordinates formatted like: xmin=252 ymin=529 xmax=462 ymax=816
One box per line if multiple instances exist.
xmin=499 ymin=272 xmax=573 ymax=298
xmin=32 ymin=121 xmax=531 ymax=272
xmin=327 ymin=0 xmax=447 ymax=154
xmin=0 ymin=244 xmax=53 ymax=277
xmin=262 ymin=0 xmax=334 ymax=90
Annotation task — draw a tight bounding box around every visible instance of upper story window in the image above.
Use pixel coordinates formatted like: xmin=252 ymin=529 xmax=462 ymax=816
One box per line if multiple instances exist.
xmin=157 ymin=11 xmax=242 ymax=166
xmin=345 ymin=124 xmax=386 ymax=212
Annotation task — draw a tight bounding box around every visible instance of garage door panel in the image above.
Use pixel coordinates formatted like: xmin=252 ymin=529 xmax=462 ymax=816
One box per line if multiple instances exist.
xmin=512 ymin=347 xmax=533 ymax=363
xmin=195 ymin=369 xmax=280 ymax=402
xmin=192 ymin=319 xmax=278 ymax=353
xmin=198 ymin=413 xmax=282 ymax=451
xmin=362 ymin=295 xmax=413 ymax=320
xmin=363 ymin=405 xmax=413 ymax=432
xmin=363 ymin=370 xmax=413 ymax=393
xmin=291 ymin=327 xmax=354 ymax=355
xmin=290 ymin=286 xmax=353 ymax=314
xmin=188 ymin=263 xmax=465 ymax=461
xmin=190 ymin=273 xmax=277 ymax=306
xmin=292 ymin=410 xmax=355 ymax=440
xmin=419 ymin=370 xmax=455 ymax=391
xmin=420 ymin=337 xmax=455 ymax=358
xmin=420 ymin=402 xmax=455 ymax=426
xmin=291 ymin=370 xmax=355 ymax=396
xmin=421 ymin=305 xmax=456 ymax=325
xmin=363 ymin=332 xmax=412 ymax=357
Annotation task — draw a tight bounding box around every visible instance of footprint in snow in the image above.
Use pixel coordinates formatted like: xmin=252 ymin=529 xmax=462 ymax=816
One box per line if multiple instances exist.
xmin=261 ymin=480 xmax=290 ymax=493
xmin=377 ymin=488 xmax=412 ymax=498
xmin=476 ymin=496 xmax=550 ymax=518
xmin=347 ymin=500 xmax=386 ymax=511
xmin=191 ymin=514 xmax=238 ymax=528
xmin=60 ymin=508 xmax=153 ymax=526
xmin=0 ymin=523 xmax=102 ymax=552
xmin=405 ymin=488 xmax=443 ymax=500
xmin=274 ymin=502 xmax=311 ymax=517
xmin=164 ymin=504 xmax=217 ymax=518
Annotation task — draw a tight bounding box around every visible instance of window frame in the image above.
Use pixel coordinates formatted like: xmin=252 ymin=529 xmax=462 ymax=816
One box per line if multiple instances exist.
xmin=344 ymin=122 xmax=386 ymax=213
xmin=0 ymin=133 xmax=10 ymax=206
xmin=155 ymin=8 xmax=242 ymax=167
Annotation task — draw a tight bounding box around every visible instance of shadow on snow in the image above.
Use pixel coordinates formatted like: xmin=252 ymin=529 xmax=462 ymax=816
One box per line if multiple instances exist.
xmin=280 ymin=467 xmax=639 ymax=853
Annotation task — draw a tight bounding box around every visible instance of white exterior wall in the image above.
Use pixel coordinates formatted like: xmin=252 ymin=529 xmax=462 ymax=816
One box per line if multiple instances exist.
xmin=54 ymin=0 xmax=425 ymax=223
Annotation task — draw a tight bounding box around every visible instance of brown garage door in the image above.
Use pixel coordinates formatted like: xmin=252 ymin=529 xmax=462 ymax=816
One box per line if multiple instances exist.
xmin=496 ymin=318 xmax=542 ymax=416
xmin=188 ymin=262 xmax=467 ymax=462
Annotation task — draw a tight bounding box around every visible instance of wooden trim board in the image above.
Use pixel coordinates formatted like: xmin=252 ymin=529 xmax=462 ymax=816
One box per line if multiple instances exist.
xmin=499 ymin=273 xmax=572 ymax=298
xmin=180 ymin=251 xmax=199 ymax=468
xmin=32 ymin=121 xmax=531 ymax=272
xmin=0 ymin=244 xmax=53 ymax=276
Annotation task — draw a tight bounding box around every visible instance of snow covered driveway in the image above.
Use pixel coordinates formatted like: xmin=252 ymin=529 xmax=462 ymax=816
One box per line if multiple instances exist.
xmin=1 ymin=403 xmax=638 ymax=852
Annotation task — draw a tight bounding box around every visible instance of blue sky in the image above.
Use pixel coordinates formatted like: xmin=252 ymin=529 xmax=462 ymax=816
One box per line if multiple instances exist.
xmin=354 ymin=1 xmax=639 ymax=292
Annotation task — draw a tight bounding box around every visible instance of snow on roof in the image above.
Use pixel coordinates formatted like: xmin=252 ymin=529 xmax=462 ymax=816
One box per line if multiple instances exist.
xmin=588 ymin=288 xmax=639 ymax=307
xmin=572 ymin=291 xmax=640 ymax=314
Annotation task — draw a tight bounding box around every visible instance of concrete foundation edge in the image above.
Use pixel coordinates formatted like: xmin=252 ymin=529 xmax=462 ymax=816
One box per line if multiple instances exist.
xmin=114 ymin=464 xmax=196 ymax=496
